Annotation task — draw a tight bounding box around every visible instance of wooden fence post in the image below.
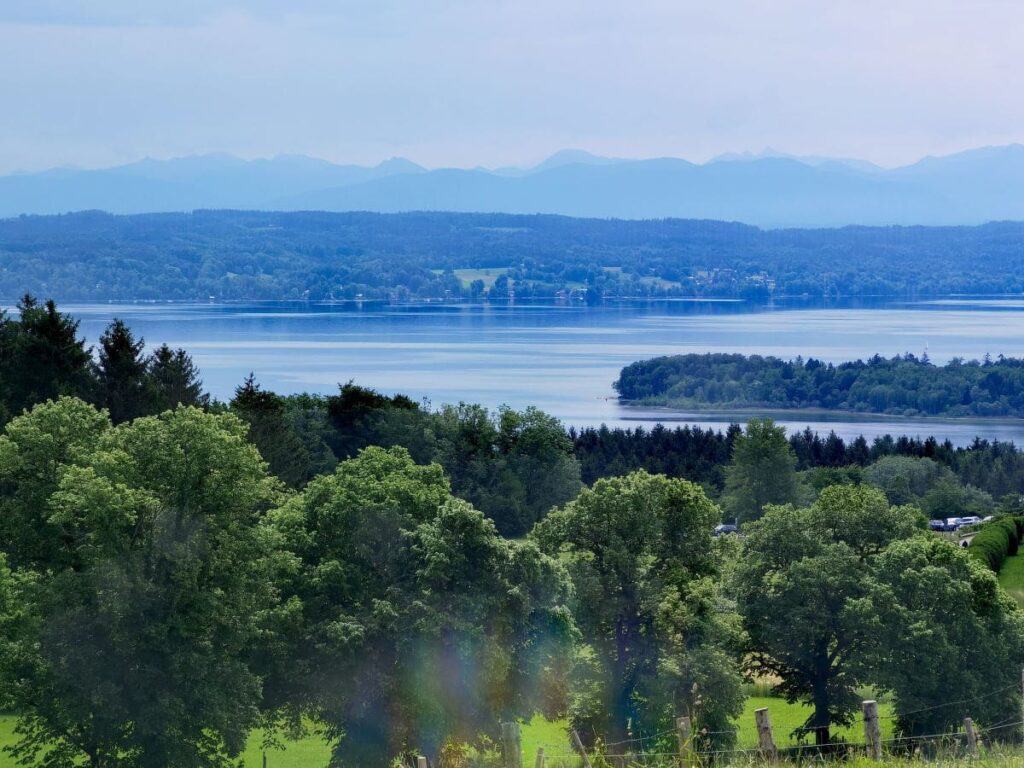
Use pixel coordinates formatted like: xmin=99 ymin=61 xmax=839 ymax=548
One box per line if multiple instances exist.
xmin=571 ymin=729 xmax=593 ymax=768
xmin=501 ymin=722 xmax=523 ymax=768
xmin=676 ymin=715 xmax=692 ymax=764
xmin=863 ymin=700 xmax=882 ymax=761
xmin=754 ymin=708 xmax=777 ymax=762
xmin=964 ymin=716 xmax=979 ymax=757
xmin=534 ymin=746 xmax=545 ymax=768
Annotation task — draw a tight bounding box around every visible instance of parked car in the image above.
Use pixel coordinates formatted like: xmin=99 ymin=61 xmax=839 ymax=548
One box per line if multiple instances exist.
xmin=928 ymin=519 xmax=947 ymax=532
xmin=714 ymin=524 xmax=739 ymax=536
xmin=959 ymin=516 xmax=983 ymax=527
xmin=945 ymin=517 xmax=964 ymax=531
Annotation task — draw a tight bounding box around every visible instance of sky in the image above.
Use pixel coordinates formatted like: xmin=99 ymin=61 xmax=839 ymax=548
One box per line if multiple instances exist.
xmin=0 ymin=0 xmax=1022 ymax=173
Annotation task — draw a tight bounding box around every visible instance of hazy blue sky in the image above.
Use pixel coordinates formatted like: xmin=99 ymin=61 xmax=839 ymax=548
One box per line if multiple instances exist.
xmin=1 ymin=0 xmax=1021 ymax=173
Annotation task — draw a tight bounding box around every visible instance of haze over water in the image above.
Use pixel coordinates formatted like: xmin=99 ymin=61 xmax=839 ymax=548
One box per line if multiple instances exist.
xmin=45 ymin=297 xmax=1024 ymax=446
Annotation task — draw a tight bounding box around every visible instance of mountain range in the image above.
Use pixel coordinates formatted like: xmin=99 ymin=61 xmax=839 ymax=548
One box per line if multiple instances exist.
xmin=2 ymin=145 xmax=1024 ymax=227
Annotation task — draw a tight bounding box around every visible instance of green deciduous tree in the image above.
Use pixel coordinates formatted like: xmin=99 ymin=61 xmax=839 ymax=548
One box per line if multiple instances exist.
xmin=0 ymin=401 xmax=284 ymax=768
xmin=0 ymin=397 xmax=112 ymax=570
xmin=267 ymin=446 xmax=574 ymax=768
xmin=861 ymin=535 xmax=1024 ymax=735
xmin=722 ymin=419 xmax=800 ymax=522
xmin=734 ymin=485 xmax=922 ymax=745
xmin=864 ymin=455 xmax=952 ymax=505
xmin=533 ymin=470 xmax=744 ymax=753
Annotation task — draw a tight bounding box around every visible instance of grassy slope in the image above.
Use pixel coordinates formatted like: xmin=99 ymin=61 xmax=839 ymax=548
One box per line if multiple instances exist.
xmin=997 ymin=554 xmax=1024 ymax=607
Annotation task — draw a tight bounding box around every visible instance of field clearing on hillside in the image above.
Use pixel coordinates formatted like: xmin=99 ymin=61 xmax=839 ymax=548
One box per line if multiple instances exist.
xmin=430 ymin=267 xmax=510 ymax=288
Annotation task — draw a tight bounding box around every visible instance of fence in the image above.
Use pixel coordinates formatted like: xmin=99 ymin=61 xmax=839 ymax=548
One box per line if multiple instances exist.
xmin=402 ymin=677 xmax=1024 ymax=768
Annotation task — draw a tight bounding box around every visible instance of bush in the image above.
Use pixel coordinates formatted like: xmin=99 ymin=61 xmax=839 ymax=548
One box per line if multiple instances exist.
xmin=967 ymin=517 xmax=1022 ymax=572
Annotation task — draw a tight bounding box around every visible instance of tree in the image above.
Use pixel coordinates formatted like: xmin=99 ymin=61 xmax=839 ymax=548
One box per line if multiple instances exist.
xmin=96 ymin=319 xmax=149 ymax=423
xmin=2 ymin=296 xmax=94 ymax=418
xmin=324 ymin=381 xmax=423 ymax=460
xmin=146 ymin=344 xmax=208 ymax=410
xmin=533 ymin=470 xmax=744 ymax=753
xmin=266 ymin=446 xmax=573 ymax=768
xmin=722 ymin=419 xmax=800 ymax=522
xmin=861 ymin=536 xmax=1024 ymax=735
xmin=864 ymin=455 xmax=950 ymax=505
xmin=734 ymin=485 xmax=921 ymax=745
xmin=232 ymin=374 xmax=312 ymax=487
xmin=0 ymin=403 xmax=283 ymax=768
xmin=0 ymin=397 xmax=112 ymax=570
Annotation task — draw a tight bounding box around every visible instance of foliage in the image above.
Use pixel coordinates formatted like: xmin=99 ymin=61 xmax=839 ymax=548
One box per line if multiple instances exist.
xmin=616 ymin=352 xmax=1024 ymax=417
xmin=0 ymin=400 xmax=285 ymax=768
xmin=722 ymin=419 xmax=800 ymax=522
xmin=146 ymin=343 xmax=209 ymax=411
xmin=863 ymin=536 xmax=1024 ymax=735
xmin=232 ymin=375 xmax=316 ymax=487
xmin=967 ymin=517 xmax=1022 ymax=572
xmin=6 ymin=211 xmax=1024 ymax=301
xmin=0 ymin=296 xmax=94 ymax=421
xmin=0 ymin=298 xmax=207 ymax=429
xmin=265 ymin=446 xmax=575 ymax=768
xmin=864 ymin=456 xmax=951 ymax=505
xmin=733 ymin=485 xmax=921 ymax=745
xmin=533 ymin=471 xmax=744 ymax=753
xmin=323 ymin=386 xmax=582 ymax=536
xmin=95 ymin=318 xmax=156 ymax=424
xmin=0 ymin=397 xmax=112 ymax=570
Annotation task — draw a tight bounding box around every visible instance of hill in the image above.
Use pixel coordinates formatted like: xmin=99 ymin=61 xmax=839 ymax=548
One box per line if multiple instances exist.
xmin=2 ymin=210 xmax=1024 ymax=301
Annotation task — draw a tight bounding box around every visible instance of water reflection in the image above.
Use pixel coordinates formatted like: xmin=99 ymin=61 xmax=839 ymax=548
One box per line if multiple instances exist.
xmin=13 ymin=297 xmax=1024 ymax=446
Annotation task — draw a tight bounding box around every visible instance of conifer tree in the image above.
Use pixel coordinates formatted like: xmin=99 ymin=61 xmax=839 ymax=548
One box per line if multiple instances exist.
xmin=96 ymin=318 xmax=148 ymax=423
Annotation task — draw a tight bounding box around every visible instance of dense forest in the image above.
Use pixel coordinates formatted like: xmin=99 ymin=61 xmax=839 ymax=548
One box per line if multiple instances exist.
xmin=3 ymin=298 xmax=1024 ymax=767
xmin=3 ymin=210 xmax=1024 ymax=301
xmin=616 ymin=352 xmax=1024 ymax=417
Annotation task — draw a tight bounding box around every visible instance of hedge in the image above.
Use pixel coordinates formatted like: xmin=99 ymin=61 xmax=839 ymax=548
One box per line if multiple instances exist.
xmin=967 ymin=517 xmax=1024 ymax=572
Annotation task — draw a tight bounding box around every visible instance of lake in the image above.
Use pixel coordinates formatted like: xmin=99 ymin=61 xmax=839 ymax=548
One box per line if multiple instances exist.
xmin=32 ymin=296 xmax=1024 ymax=446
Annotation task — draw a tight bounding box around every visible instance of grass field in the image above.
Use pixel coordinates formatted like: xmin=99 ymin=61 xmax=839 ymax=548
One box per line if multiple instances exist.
xmin=998 ymin=554 xmax=1024 ymax=607
xmin=430 ymin=267 xmax=510 ymax=289
xmin=0 ymin=697 xmax=942 ymax=768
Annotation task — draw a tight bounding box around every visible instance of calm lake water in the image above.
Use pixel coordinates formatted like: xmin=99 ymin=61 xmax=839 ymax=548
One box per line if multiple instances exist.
xmin=28 ymin=297 xmax=1024 ymax=446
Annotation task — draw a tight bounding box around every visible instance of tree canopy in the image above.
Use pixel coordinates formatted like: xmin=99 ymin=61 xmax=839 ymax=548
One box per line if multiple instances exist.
xmin=722 ymin=419 xmax=801 ymax=522
xmin=616 ymin=352 xmax=1024 ymax=417
xmin=266 ymin=446 xmax=574 ymax=768
xmin=533 ymin=470 xmax=744 ymax=753
xmin=0 ymin=399 xmax=283 ymax=768
xmin=733 ymin=485 xmax=922 ymax=745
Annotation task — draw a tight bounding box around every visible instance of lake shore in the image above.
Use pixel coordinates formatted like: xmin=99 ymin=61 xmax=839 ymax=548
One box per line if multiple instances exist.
xmin=618 ymin=402 xmax=1024 ymax=425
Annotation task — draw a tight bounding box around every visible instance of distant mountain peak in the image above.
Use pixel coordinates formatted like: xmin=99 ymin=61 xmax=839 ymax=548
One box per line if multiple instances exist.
xmin=709 ymin=147 xmax=882 ymax=174
xmin=530 ymin=149 xmax=623 ymax=172
xmin=376 ymin=156 xmax=426 ymax=173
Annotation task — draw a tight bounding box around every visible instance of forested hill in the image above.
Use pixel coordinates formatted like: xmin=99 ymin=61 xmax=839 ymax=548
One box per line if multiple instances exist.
xmin=615 ymin=353 xmax=1024 ymax=417
xmin=3 ymin=210 xmax=1024 ymax=300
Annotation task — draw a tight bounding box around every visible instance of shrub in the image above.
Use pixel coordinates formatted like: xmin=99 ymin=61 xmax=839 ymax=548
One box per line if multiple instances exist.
xmin=967 ymin=517 xmax=1021 ymax=572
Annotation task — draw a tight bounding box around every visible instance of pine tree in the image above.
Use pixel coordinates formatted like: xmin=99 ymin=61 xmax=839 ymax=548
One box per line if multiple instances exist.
xmin=147 ymin=344 xmax=208 ymax=411
xmin=4 ymin=295 xmax=94 ymax=417
xmin=96 ymin=319 xmax=148 ymax=424
xmin=231 ymin=374 xmax=310 ymax=486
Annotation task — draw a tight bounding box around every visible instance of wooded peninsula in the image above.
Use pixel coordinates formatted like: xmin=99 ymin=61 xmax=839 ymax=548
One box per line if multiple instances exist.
xmin=616 ymin=352 xmax=1024 ymax=417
